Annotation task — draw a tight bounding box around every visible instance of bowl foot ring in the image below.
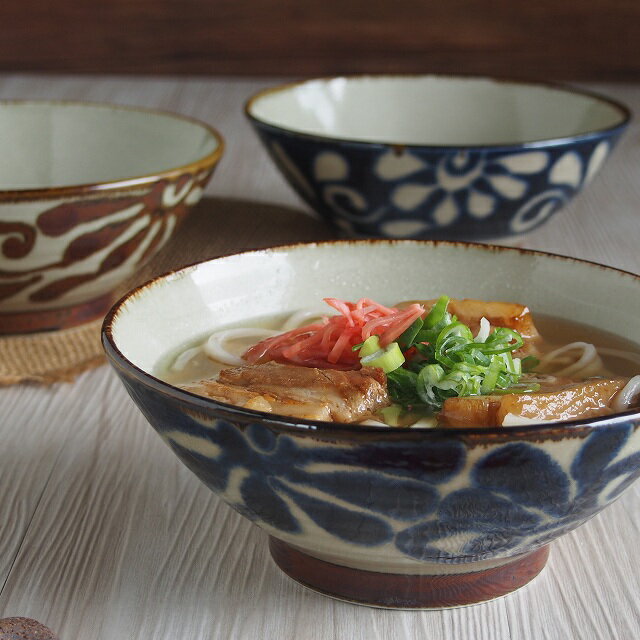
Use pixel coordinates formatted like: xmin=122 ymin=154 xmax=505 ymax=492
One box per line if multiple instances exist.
xmin=269 ymin=537 xmax=550 ymax=609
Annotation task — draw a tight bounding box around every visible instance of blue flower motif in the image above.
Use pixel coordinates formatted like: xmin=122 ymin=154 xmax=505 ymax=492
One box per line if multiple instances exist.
xmin=130 ymin=381 xmax=468 ymax=546
xmin=439 ymin=488 xmax=541 ymax=532
xmin=275 ymin=478 xmax=394 ymax=545
xmin=571 ymin=425 xmax=632 ymax=491
xmin=385 ymin=150 xmax=548 ymax=228
xmin=124 ymin=375 xmax=640 ymax=562
xmin=289 ymin=469 xmax=439 ymax=522
xmin=394 ymin=427 xmax=640 ymax=561
xmin=326 ymin=439 xmax=467 ymax=483
xmin=472 ymin=442 xmax=571 ymax=516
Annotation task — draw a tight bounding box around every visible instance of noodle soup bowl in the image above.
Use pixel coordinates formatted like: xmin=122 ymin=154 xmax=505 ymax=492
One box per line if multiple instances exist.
xmin=246 ymin=75 xmax=630 ymax=241
xmin=0 ymin=100 xmax=223 ymax=334
xmin=102 ymin=240 xmax=640 ymax=609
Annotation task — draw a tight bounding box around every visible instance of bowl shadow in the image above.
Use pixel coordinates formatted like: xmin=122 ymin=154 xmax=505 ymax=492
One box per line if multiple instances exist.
xmin=134 ymin=196 xmax=336 ymax=284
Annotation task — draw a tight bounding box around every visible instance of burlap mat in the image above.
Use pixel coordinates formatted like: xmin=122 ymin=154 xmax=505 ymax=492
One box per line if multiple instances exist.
xmin=0 ymin=198 xmax=333 ymax=386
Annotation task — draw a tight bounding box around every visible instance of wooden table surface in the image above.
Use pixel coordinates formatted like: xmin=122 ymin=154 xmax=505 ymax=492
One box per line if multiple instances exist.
xmin=1 ymin=75 xmax=639 ymax=640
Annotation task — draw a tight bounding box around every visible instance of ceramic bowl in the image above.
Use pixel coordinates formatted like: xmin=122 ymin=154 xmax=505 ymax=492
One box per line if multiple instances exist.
xmin=245 ymin=76 xmax=630 ymax=241
xmin=102 ymin=241 xmax=640 ymax=609
xmin=0 ymin=100 xmax=224 ymax=334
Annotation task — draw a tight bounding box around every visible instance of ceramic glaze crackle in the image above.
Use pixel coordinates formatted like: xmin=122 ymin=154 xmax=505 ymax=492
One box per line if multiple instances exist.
xmin=0 ymin=101 xmax=223 ymax=334
xmin=246 ymin=76 xmax=630 ymax=240
xmin=103 ymin=241 xmax=640 ymax=609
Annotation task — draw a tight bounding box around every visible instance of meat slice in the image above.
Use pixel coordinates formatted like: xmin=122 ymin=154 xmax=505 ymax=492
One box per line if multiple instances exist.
xmin=180 ymin=362 xmax=390 ymax=423
xmin=439 ymin=377 xmax=628 ymax=427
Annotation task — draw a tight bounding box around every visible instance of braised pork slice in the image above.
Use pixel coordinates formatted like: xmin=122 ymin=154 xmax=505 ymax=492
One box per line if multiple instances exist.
xmin=439 ymin=377 xmax=628 ymax=427
xmin=180 ymin=362 xmax=390 ymax=423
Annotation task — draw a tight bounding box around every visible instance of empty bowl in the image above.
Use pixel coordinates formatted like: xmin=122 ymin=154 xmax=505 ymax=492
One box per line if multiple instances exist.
xmin=245 ymin=75 xmax=630 ymax=240
xmin=0 ymin=100 xmax=224 ymax=334
xmin=102 ymin=240 xmax=640 ymax=609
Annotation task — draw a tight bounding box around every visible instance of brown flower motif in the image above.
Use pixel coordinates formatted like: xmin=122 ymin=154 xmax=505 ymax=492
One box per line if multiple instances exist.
xmin=0 ymin=171 xmax=210 ymax=304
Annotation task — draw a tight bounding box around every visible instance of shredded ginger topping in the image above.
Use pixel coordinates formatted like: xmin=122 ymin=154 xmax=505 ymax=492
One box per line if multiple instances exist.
xmin=243 ymin=298 xmax=425 ymax=369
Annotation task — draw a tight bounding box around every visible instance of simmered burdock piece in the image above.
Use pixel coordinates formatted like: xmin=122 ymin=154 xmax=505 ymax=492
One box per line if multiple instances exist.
xmin=438 ymin=395 xmax=500 ymax=428
xmin=439 ymin=377 xmax=628 ymax=427
xmin=443 ymin=298 xmax=539 ymax=341
xmin=180 ymin=362 xmax=390 ymax=423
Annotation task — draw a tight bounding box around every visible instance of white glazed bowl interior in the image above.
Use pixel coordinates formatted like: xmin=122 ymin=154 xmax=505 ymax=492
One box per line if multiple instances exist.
xmin=0 ymin=101 xmax=221 ymax=189
xmin=111 ymin=241 xmax=640 ymax=390
xmin=248 ymin=76 xmax=628 ymax=146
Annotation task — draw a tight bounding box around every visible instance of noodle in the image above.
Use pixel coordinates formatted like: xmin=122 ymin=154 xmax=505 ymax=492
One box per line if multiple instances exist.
xmin=612 ymin=375 xmax=640 ymax=411
xmin=204 ymin=328 xmax=279 ymax=366
xmin=281 ymin=310 xmax=326 ymax=331
xmin=536 ymin=342 xmax=604 ymax=377
xmin=171 ymin=346 xmax=202 ymax=372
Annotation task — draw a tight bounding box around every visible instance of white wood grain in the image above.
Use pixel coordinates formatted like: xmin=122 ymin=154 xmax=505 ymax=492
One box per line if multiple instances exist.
xmin=1 ymin=369 xmax=485 ymax=640
xmin=0 ymin=75 xmax=639 ymax=639
xmin=0 ymin=381 xmax=85 ymax=586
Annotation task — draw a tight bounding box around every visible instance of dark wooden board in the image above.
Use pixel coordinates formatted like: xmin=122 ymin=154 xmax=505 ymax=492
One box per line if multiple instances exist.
xmin=0 ymin=0 xmax=638 ymax=80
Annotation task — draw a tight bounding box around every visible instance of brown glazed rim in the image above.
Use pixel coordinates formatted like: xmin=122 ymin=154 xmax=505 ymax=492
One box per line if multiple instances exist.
xmin=102 ymin=239 xmax=640 ymax=438
xmin=0 ymin=99 xmax=225 ymax=203
xmin=245 ymin=73 xmax=632 ymax=151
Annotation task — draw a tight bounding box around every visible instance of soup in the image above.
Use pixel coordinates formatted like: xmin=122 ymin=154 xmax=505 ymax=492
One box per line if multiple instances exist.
xmin=156 ymin=297 xmax=640 ymax=427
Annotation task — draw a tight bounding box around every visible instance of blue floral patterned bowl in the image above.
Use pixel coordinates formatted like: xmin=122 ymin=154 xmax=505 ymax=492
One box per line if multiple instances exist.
xmin=245 ymin=76 xmax=630 ymax=240
xmin=102 ymin=240 xmax=640 ymax=608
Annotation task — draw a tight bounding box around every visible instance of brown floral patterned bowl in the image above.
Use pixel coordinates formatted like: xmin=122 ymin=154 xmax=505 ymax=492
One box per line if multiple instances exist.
xmin=0 ymin=100 xmax=224 ymax=334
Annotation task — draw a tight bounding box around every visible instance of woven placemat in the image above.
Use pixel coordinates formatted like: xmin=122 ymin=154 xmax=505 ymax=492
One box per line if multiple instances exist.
xmin=0 ymin=198 xmax=333 ymax=386
xmin=0 ymin=319 xmax=105 ymax=385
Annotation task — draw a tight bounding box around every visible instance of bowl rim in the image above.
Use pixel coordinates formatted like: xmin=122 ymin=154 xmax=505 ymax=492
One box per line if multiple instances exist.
xmin=0 ymin=99 xmax=225 ymax=202
xmin=244 ymin=73 xmax=632 ymax=151
xmin=102 ymin=239 xmax=640 ymax=437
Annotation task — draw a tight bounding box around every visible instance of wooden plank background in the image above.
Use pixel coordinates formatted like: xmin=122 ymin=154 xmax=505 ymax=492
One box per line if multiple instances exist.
xmin=1 ymin=0 xmax=638 ymax=80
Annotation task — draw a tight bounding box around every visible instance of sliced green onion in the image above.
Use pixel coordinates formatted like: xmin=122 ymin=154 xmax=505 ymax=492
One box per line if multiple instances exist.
xmin=398 ymin=317 xmax=424 ymax=348
xmin=435 ymin=322 xmax=474 ymax=368
xmin=386 ymin=368 xmax=420 ymax=406
xmin=416 ymin=364 xmax=444 ymax=405
xmin=424 ymin=296 xmax=449 ymax=329
xmin=414 ymin=342 xmax=435 ymax=360
xmin=380 ymin=404 xmax=404 ymax=426
xmin=358 ymin=335 xmax=381 ymax=357
xmin=381 ymin=296 xmax=528 ymax=412
xmin=481 ymin=328 xmax=524 ymax=354
xmin=481 ymin=356 xmax=503 ymax=393
xmin=379 ymin=404 xmax=436 ymax=427
xmin=360 ymin=341 xmax=405 ymax=373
